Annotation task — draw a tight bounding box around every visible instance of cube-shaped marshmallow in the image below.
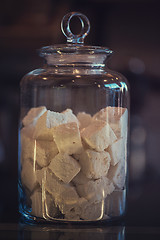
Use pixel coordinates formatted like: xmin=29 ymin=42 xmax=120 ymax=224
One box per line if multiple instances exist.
xmin=64 ymin=197 xmax=87 ymax=220
xmin=21 ymin=129 xmax=58 ymax=167
xmin=22 ymin=106 xmax=47 ymax=127
xmin=62 ymin=109 xmax=79 ymax=126
xmin=65 ymin=196 xmax=105 ymax=221
xmin=107 ymin=160 xmax=126 ymax=189
xmin=49 ymin=153 xmax=81 ymax=183
xmin=80 ymin=201 xmax=104 ymax=220
xmin=53 ymin=122 xmax=83 ymax=155
xmin=76 ymin=177 xmax=115 ymax=203
xmin=21 ymin=159 xmax=38 ymax=192
xmin=110 ymin=108 xmax=128 ymax=139
xmin=93 ymin=107 xmax=128 ymax=139
xmin=30 ymin=190 xmax=43 ymax=218
xmin=107 ymin=138 xmax=126 ymax=166
xmin=77 ymin=112 xmax=92 ymax=129
xmin=105 ymin=189 xmax=126 ymax=217
xmin=21 ymin=133 xmax=44 ymax=165
xmin=81 ymin=120 xmax=117 ymax=152
xmin=44 ymin=191 xmax=59 ymax=218
xmin=33 ymin=109 xmax=79 ymax=141
xmin=93 ymin=107 xmax=126 ymax=123
xmin=75 ymin=149 xmax=111 ymax=179
xmin=33 ymin=111 xmax=57 ymax=141
xmin=21 ymin=125 xmax=35 ymax=139
xmin=31 ymin=190 xmax=59 ymax=218
xmin=36 ymin=168 xmax=79 ymax=214
xmin=72 ymin=171 xmax=90 ymax=185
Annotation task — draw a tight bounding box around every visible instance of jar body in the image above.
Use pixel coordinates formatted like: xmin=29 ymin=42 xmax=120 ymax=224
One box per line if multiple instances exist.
xmin=18 ymin=66 xmax=129 ymax=223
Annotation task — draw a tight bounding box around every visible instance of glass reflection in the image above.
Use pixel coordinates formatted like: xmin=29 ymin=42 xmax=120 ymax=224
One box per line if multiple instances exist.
xmin=18 ymin=222 xmax=125 ymax=240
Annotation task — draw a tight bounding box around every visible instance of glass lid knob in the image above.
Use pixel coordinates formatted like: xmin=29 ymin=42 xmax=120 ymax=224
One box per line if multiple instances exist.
xmin=61 ymin=12 xmax=90 ymax=44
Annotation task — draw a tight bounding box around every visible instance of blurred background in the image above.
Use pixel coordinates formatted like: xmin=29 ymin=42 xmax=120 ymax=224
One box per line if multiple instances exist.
xmin=0 ymin=0 xmax=160 ymax=226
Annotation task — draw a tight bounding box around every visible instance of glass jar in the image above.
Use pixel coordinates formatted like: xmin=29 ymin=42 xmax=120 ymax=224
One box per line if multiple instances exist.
xmin=18 ymin=12 xmax=129 ymax=223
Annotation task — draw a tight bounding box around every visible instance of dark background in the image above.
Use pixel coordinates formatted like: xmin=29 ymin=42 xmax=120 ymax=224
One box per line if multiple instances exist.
xmin=0 ymin=0 xmax=160 ymax=226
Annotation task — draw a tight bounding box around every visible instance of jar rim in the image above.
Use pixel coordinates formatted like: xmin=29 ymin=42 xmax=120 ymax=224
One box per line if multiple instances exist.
xmin=39 ymin=44 xmax=113 ymax=57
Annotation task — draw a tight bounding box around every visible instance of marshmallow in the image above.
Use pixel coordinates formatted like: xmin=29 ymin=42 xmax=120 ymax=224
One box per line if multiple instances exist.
xmin=62 ymin=109 xmax=79 ymax=126
xmin=105 ymin=189 xmax=126 ymax=217
xmin=34 ymin=109 xmax=79 ymax=141
xmin=33 ymin=111 xmax=57 ymax=141
xmin=64 ymin=195 xmax=104 ymax=220
xmin=80 ymin=201 xmax=104 ymax=220
xmin=107 ymin=138 xmax=126 ymax=166
xmin=76 ymin=177 xmax=115 ymax=203
xmin=93 ymin=107 xmax=126 ymax=123
xmin=93 ymin=107 xmax=128 ymax=139
xmin=72 ymin=171 xmax=90 ymax=185
xmin=21 ymin=125 xmax=35 ymax=139
xmin=21 ymin=129 xmax=58 ymax=167
xmin=30 ymin=190 xmax=43 ymax=218
xmin=65 ymin=212 xmax=80 ymax=220
xmin=107 ymin=160 xmax=126 ymax=189
xmin=81 ymin=120 xmax=117 ymax=152
xmin=49 ymin=153 xmax=81 ymax=183
xmin=110 ymin=109 xmax=128 ymax=139
xmin=44 ymin=192 xmax=60 ymax=219
xmin=75 ymin=149 xmax=111 ymax=179
xmin=77 ymin=112 xmax=92 ymax=129
xmin=37 ymin=140 xmax=59 ymax=167
xmin=31 ymin=190 xmax=59 ymax=218
xmin=36 ymin=168 xmax=79 ymax=214
xmin=21 ymin=159 xmax=38 ymax=192
xmin=64 ymin=197 xmax=105 ymax=221
xmin=53 ymin=122 xmax=83 ymax=155
xmin=22 ymin=106 xmax=47 ymax=127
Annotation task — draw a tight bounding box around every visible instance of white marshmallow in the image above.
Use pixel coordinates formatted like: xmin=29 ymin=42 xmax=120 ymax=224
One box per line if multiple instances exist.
xmin=107 ymin=160 xmax=126 ymax=189
xmin=21 ymin=133 xmax=45 ymax=165
xmin=33 ymin=109 xmax=79 ymax=141
xmin=21 ymin=159 xmax=38 ymax=192
xmin=76 ymin=177 xmax=115 ymax=203
xmin=65 ymin=212 xmax=80 ymax=220
xmin=65 ymin=198 xmax=108 ymax=221
xmin=30 ymin=190 xmax=43 ymax=218
xmin=93 ymin=107 xmax=128 ymax=139
xmin=37 ymin=140 xmax=59 ymax=167
xmin=72 ymin=171 xmax=90 ymax=185
xmin=105 ymin=189 xmax=126 ymax=217
xmin=30 ymin=190 xmax=58 ymax=218
xmin=77 ymin=112 xmax=92 ymax=129
xmin=75 ymin=149 xmax=111 ymax=179
xmin=81 ymin=120 xmax=117 ymax=152
xmin=36 ymin=168 xmax=79 ymax=214
xmin=53 ymin=122 xmax=83 ymax=155
xmin=33 ymin=111 xmax=57 ymax=141
xmin=107 ymin=138 xmax=126 ymax=166
xmin=110 ymin=109 xmax=128 ymax=139
xmin=44 ymin=192 xmax=59 ymax=218
xmin=49 ymin=153 xmax=81 ymax=183
xmin=22 ymin=106 xmax=47 ymax=127
xmin=62 ymin=109 xmax=79 ymax=126
xmin=80 ymin=201 xmax=104 ymax=220
xmin=21 ymin=129 xmax=58 ymax=167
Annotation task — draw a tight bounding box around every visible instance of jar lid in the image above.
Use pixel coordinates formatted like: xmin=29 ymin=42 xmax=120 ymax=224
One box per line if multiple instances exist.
xmin=39 ymin=12 xmax=113 ymax=65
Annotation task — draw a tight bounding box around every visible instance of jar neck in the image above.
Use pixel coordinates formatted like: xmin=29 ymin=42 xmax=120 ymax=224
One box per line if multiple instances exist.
xmin=44 ymin=63 xmax=106 ymax=75
xmin=43 ymin=52 xmax=109 ymax=75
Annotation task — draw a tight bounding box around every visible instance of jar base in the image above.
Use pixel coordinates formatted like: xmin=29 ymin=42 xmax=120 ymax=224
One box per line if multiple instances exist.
xmin=19 ymin=208 xmax=125 ymax=225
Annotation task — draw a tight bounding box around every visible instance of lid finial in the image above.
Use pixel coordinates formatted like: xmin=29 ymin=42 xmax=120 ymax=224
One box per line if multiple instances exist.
xmin=61 ymin=12 xmax=90 ymax=44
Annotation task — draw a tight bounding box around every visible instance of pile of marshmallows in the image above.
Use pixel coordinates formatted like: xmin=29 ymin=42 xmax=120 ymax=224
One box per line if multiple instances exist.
xmin=20 ymin=106 xmax=128 ymax=221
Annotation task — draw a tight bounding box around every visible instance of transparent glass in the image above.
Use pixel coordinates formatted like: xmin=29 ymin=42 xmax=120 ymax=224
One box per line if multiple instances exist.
xmin=18 ymin=12 xmax=130 ymax=223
